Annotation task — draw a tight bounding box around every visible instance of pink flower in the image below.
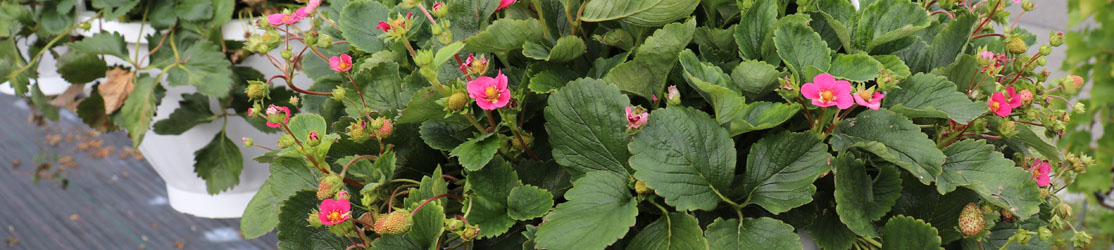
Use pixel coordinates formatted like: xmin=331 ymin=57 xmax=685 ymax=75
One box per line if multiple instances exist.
xmin=459 ymin=54 xmax=489 ymax=74
xmin=265 ymin=104 xmax=291 ymax=128
xmin=801 ymin=73 xmax=853 ymax=109
xmin=1013 ymin=0 xmax=1021 ymax=3
xmin=1004 ymin=87 xmax=1023 ymax=108
xmin=497 ymin=0 xmax=515 ymax=10
xmin=978 ymin=50 xmax=996 ymax=62
xmin=467 ymin=71 xmax=511 ymax=110
xmin=625 ymin=106 xmax=648 ymax=130
xmin=1032 ymin=160 xmax=1050 ymax=187
xmin=988 ymin=92 xmax=1012 ymax=117
xmin=329 ymin=54 xmax=353 ymax=72
xmin=267 ymin=13 xmax=301 ymax=26
xmin=295 ymin=7 xmax=313 ymax=18
xmin=317 ymin=198 xmax=351 ymax=226
xmin=306 ymin=0 xmax=322 ymax=11
xmin=853 ymin=89 xmax=885 ymax=110
xmin=376 ymin=21 xmax=391 ymax=32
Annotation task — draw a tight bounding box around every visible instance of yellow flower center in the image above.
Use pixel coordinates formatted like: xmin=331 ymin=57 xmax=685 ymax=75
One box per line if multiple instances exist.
xmin=991 ymin=101 xmax=1000 ymax=111
xmin=339 ymin=62 xmax=350 ymax=70
xmin=282 ymin=16 xmax=292 ymax=22
xmin=485 ymin=87 xmax=499 ymax=101
xmin=327 ymin=210 xmax=342 ymax=222
xmin=820 ymin=90 xmax=835 ymax=103
xmin=858 ymin=91 xmax=872 ymax=100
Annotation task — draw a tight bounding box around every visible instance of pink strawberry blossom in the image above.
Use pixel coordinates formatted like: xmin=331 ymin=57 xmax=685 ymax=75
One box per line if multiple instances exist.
xmin=853 ymin=89 xmax=885 ymax=110
xmin=497 ymin=0 xmax=516 ymax=10
xmin=988 ymin=92 xmax=1012 ymax=117
xmin=1032 ymin=160 xmax=1051 ymax=187
xmin=1004 ymin=87 xmax=1023 ymax=108
xmin=376 ymin=21 xmax=391 ymax=32
xmin=801 ymin=73 xmax=853 ymax=109
xmin=467 ymin=71 xmax=511 ymax=110
xmin=625 ymin=107 xmax=648 ymax=130
xmin=329 ymin=54 xmax=353 ymax=72
xmin=317 ymin=198 xmax=351 ymax=226
xmin=267 ymin=13 xmax=302 ymax=26
xmin=265 ymin=104 xmax=291 ymax=128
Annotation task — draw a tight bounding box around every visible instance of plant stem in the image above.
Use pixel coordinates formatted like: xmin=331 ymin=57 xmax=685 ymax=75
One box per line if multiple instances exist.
xmin=484 ymin=110 xmax=497 ymax=132
xmin=411 ymin=193 xmax=464 ymax=217
xmin=340 ymin=155 xmax=379 ymax=177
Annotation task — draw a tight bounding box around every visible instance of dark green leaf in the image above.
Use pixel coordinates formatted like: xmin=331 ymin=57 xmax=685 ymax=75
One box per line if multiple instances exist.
xmin=464 ymin=18 xmax=544 ymax=53
xmin=833 ymin=154 xmax=903 ymax=238
xmin=450 ymin=134 xmax=500 ymax=171
xmin=418 ymin=121 xmax=468 ymax=151
xmin=730 ymin=60 xmax=780 ymax=100
xmin=276 ymin=191 xmax=346 ymax=250
xmin=120 ymin=75 xmax=159 ymax=147
xmin=734 ymin=0 xmax=776 ymax=60
xmin=936 ymin=140 xmax=1042 ymax=219
xmin=580 ymin=0 xmax=699 ymax=26
xmin=604 ymin=18 xmax=696 ymax=99
xmin=522 ymin=35 xmax=586 ymax=62
xmin=194 ymin=133 xmax=243 ymax=194
xmin=242 ymin=156 xmax=319 ymax=239
xmin=165 ymin=41 xmax=234 ymax=98
xmin=883 ymin=73 xmax=986 ymax=124
xmin=56 ymin=51 xmax=107 ymax=83
xmin=544 ymin=78 xmax=633 ymax=176
xmin=626 ymin=212 xmax=706 ymax=250
xmin=830 ymin=109 xmax=946 ymax=185
xmin=853 ymin=0 xmax=930 ymax=53
xmin=408 ymin=201 xmax=445 ymax=249
xmin=881 ymin=215 xmax=941 ymax=250
xmin=506 ymin=185 xmax=553 ymax=220
xmin=705 ymin=217 xmax=801 ymax=250
xmin=153 ymin=93 xmax=214 ymax=135
xmin=828 ymin=54 xmax=883 ymax=82
xmin=340 ymin=0 xmax=389 ymax=53
xmin=466 ymin=158 xmax=521 ymax=238
xmin=175 ymin=0 xmax=213 ymax=21
xmin=774 ymin=22 xmax=830 ymax=80
xmin=68 ymin=32 xmax=129 ymax=59
xmin=741 ymin=131 xmax=832 ymax=214
xmin=535 ymin=172 xmax=638 ymax=250
xmin=629 ymin=107 xmax=736 ymax=211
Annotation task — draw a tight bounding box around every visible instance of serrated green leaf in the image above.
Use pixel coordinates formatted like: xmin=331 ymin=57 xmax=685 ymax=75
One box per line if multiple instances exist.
xmin=175 ymin=0 xmax=213 ymax=21
xmin=544 ymin=78 xmax=633 ymax=176
xmin=464 ymin=18 xmax=544 ymax=53
xmin=1007 ymin=125 xmax=1061 ymax=162
xmin=604 ymin=18 xmax=696 ymax=99
xmin=833 ymin=154 xmax=903 ymax=238
xmin=68 ymin=32 xmax=129 ymax=59
xmin=891 ymin=173 xmax=978 ymax=243
xmin=450 ymin=134 xmax=500 ymax=171
xmin=830 ymin=109 xmax=946 ymax=185
xmin=418 ymin=121 xmax=468 ymax=151
xmin=433 ymin=42 xmax=464 ymax=68
xmin=153 ymin=93 xmax=214 ymax=135
xmin=930 ymin=55 xmax=994 ymax=95
xmin=629 ymin=107 xmax=736 ymax=211
xmin=899 ymin=14 xmax=975 ymax=73
xmin=56 ymin=51 xmax=106 ymax=84
xmin=730 ymin=60 xmax=780 ymax=100
xmin=774 ymin=21 xmax=830 ymax=80
xmin=408 ymin=201 xmax=444 ymax=249
xmin=465 ymin=158 xmax=521 ymax=238
xmin=874 ymin=55 xmax=911 ymax=78
xmin=741 ymin=131 xmax=832 ymax=214
xmin=535 ymin=172 xmax=638 ymax=250
xmin=350 ymin=62 xmax=421 ymax=117
xmin=165 ymin=41 xmax=234 ymax=98
xmin=828 ymin=54 xmax=883 ymax=82
xmin=506 ymin=185 xmax=553 ymax=220
xmin=397 ymin=87 xmax=448 ymax=124
xmin=242 ymin=156 xmax=319 ymax=239
xmin=522 ymin=35 xmax=586 ymax=62
xmin=193 ymin=133 xmax=243 ymax=194
xmin=724 ymin=102 xmax=801 ymax=136
xmin=277 ymin=191 xmax=347 ymax=250
xmin=340 ymin=0 xmax=389 ymax=53
xmin=526 ymin=65 xmax=576 ymax=94
xmin=402 ymin=167 xmax=445 ymax=209
xmin=678 ymin=50 xmax=800 ymax=136
xmin=883 ymin=73 xmax=986 ymax=123
xmin=810 ymin=10 xmax=853 ymax=52
xmin=854 ymin=0 xmax=930 ymax=53
xmin=809 ymin=213 xmax=857 ymax=250
xmin=120 ymin=74 xmax=159 ymax=147
xmin=626 ymin=212 xmax=706 ymax=250
xmin=733 ymin=0 xmax=776 ymax=60
xmin=706 ymin=217 xmax=801 ymax=250
xmin=286 ymin=113 xmax=327 ymax=143
xmin=936 ymin=140 xmax=1041 ymax=219
xmin=881 ymin=215 xmax=941 ymax=250
xmin=580 ymin=0 xmax=698 ymax=27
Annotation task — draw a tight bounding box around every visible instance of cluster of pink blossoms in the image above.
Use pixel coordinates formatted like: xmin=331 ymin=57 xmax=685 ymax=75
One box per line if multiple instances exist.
xmin=800 ymin=73 xmax=884 ymax=110
xmin=267 ymin=0 xmax=321 ymax=26
xmin=987 ymin=87 xmax=1025 ymax=117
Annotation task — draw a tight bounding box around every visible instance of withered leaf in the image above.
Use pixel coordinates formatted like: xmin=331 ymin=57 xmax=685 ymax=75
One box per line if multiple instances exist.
xmin=99 ymin=68 xmax=135 ymax=114
xmin=47 ymin=84 xmax=86 ymax=111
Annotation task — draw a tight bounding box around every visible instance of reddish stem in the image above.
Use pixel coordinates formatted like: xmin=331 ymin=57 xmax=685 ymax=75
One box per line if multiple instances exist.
xmin=930 ymin=10 xmax=955 ymax=19
xmin=971 ymin=33 xmax=1005 ymax=39
xmin=411 ymin=194 xmax=464 ymax=217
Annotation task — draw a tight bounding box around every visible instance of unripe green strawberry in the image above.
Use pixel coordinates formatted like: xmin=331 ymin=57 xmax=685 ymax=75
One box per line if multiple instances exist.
xmin=1007 ymin=37 xmax=1027 ymax=54
xmin=634 ymin=180 xmax=652 ymax=195
xmin=447 ymin=92 xmax=469 ymax=111
xmin=959 ymin=203 xmax=984 ymax=236
xmin=246 ymin=81 xmax=268 ymax=100
xmin=374 ymin=210 xmax=412 ymax=235
xmin=317 ymin=175 xmax=343 ymax=200
xmin=512 ymin=132 xmax=533 ymax=151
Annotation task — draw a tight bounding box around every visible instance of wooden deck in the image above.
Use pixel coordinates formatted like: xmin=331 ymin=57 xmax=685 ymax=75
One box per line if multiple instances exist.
xmin=0 ymin=93 xmax=278 ymax=250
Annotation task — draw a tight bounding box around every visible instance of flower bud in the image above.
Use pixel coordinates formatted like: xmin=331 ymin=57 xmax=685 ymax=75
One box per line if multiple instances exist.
xmin=598 ymin=29 xmax=634 ymax=50
xmin=278 ymin=134 xmax=296 ymax=148
xmin=460 ymin=225 xmax=480 ymax=240
xmin=415 ymin=49 xmax=434 ymax=67
xmin=1018 ymin=89 xmax=1034 ymax=106
xmin=512 ymin=132 xmax=533 ymax=151
xmin=1013 ymin=228 xmax=1033 ymax=245
xmin=316 ymin=33 xmax=334 ymax=49
xmin=634 ymin=180 xmax=653 ymax=195
xmin=332 ymin=87 xmax=347 ymax=101
xmin=447 ymin=92 xmax=469 ymax=111
xmin=307 ymin=212 xmax=324 ymax=227
xmin=306 ymin=131 xmax=321 ymax=147
xmin=246 ymin=80 xmax=268 ymax=100
xmin=875 ymin=70 xmax=897 ymax=91
xmin=1007 ymin=37 xmax=1027 ymax=54
xmin=438 ymin=29 xmax=453 ymax=45
xmin=1049 ymin=31 xmax=1064 ymax=47
xmin=433 ymin=2 xmax=448 ymax=17
xmin=1037 ymin=57 xmax=1047 ymax=66
xmin=1022 ymin=0 xmax=1034 ymax=11
xmin=959 ymin=203 xmax=984 ymax=236
xmin=1074 ymin=103 xmax=1086 ymax=114
xmin=1056 ymin=203 xmax=1073 ymax=218
xmin=1039 ymin=227 xmax=1052 ymax=241
xmin=443 ymin=218 xmax=464 ymax=231
xmin=289 ymin=96 xmax=300 ymax=106
xmin=665 ymin=86 xmax=681 ymax=106
xmin=1072 ymin=231 xmax=1092 ymax=248
xmin=1039 ymin=44 xmax=1051 ymax=56
xmin=242 ymin=137 xmax=254 ymax=147
xmin=400 ymin=0 xmax=420 ymax=8
xmin=317 ymin=175 xmax=344 ymax=200
xmin=347 ymin=120 xmax=369 ymax=142
xmin=281 ymin=49 xmax=293 ymax=60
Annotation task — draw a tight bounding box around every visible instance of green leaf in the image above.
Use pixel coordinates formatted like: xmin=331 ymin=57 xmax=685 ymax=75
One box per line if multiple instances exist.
xmin=402 ymin=166 xmax=445 ymax=209
xmin=397 ymin=87 xmax=448 ymax=124
xmin=829 ymin=109 xmax=946 ymax=185
xmin=340 ymin=0 xmax=389 ymax=53
xmin=900 ymin=14 xmax=976 ymax=73
xmin=352 ymin=62 xmax=421 ymax=117
xmin=408 ymin=201 xmax=445 ymax=249
xmin=286 ymin=113 xmax=328 ymax=144
xmin=29 ymin=84 xmax=59 ymax=121
xmin=774 ymin=21 xmax=830 ymax=80
xmin=809 ymin=213 xmax=857 ymax=250
xmin=810 ymin=8 xmax=853 ymax=52
xmin=705 ymin=217 xmax=801 ymax=250
xmin=730 ymin=60 xmax=780 ymax=100
xmin=544 ymin=78 xmax=633 ymax=176
xmin=626 ymin=212 xmax=706 ymax=250
xmin=883 ymin=73 xmax=986 ymax=124
xmin=1007 ymin=125 xmax=1061 ymax=162
xmin=522 ymin=35 xmax=586 ymax=62
xmin=580 ymin=0 xmax=699 ymax=27
xmin=828 ymin=54 xmax=883 ymax=82
xmin=153 ymin=93 xmax=214 ymax=135
xmin=734 ymin=0 xmax=776 ymax=60
xmin=506 ymin=185 xmax=553 ymax=220
xmin=629 ymin=107 xmax=736 ymax=211
xmin=193 ymin=133 xmax=243 ymax=194
xmin=936 ymin=140 xmax=1042 ymax=219
xmin=433 ymin=42 xmax=464 ymax=68
xmin=526 ymin=64 xmax=577 ymax=94
xmin=241 ymin=156 xmax=319 ymax=239
xmin=120 ymin=75 xmax=159 ymax=147
xmin=723 ymin=102 xmax=801 ymax=136
xmin=56 ymin=51 xmax=107 ymax=84
xmin=465 ymin=158 xmax=521 ymax=238
xmin=930 ymin=55 xmax=994 ymax=95
xmin=276 ymin=191 xmax=346 ymax=250
xmin=853 ymin=0 xmax=930 ymax=53
xmin=881 ymin=215 xmax=941 ymax=250
xmin=68 ymin=32 xmax=129 ymax=59
xmin=891 ymin=173 xmax=978 ymax=243
xmin=450 ymin=134 xmax=500 ymax=171
xmin=175 ymin=0 xmax=213 ymax=21
xmin=874 ymin=55 xmax=911 ymax=78
xmin=208 ymin=0 xmax=234 ymax=26
xmin=741 ymin=131 xmax=832 ymax=214
xmin=604 ymin=18 xmax=696 ymax=99
xmin=464 ymin=18 xmax=544 ymax=53
xmin=418 ymin=121 xmax=468 ymax=151
xmin=165 ymin=41 xmax=234 ymax=98
xmin=833 ymin=154 xmax=903 ymax=238
xmin=677 ymin=49 xmax=800 ymax=136
xmin=535 ymin=172 xmax=638 ymax=250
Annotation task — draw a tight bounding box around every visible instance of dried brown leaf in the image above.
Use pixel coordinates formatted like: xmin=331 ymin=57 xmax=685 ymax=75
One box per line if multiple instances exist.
xmin=47 ymin=84 xmax=86 ymax=111
xmin=99 ymin=68 xmax=135 ymax=114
